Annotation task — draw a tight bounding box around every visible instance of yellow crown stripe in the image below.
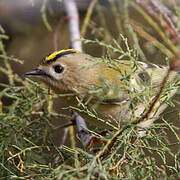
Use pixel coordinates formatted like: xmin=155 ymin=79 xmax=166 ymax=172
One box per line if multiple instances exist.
xmin=45 ymin=49 xmax=80 ymax=61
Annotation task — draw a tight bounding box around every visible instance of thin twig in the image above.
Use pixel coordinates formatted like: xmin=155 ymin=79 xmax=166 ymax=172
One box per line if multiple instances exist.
xmin=40 ymin=0 xmax=52 ymax=31
xmin=47 ymin=89 xmax=53 ymax=115
xmin=131 ymin=22 xmax=174 ymax=59
xmin=149 ymin=0 xmax=180 ymax=43
xmin=53 ymin=16 xmax=70 ymax=51
xmin=0 ymin=95 xmax=2 ymax=114
xmin=81 ymin=0 xmax=97 ymax=38
xmin=59 ymin=128 xmax=69 ymax=148
xmin=137 ymin=70 xmax=171 ymax=123
xmin=132 ymin=1 xmax=179 ymax=57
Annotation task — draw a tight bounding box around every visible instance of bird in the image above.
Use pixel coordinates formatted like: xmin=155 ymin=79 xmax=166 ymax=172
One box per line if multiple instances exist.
xmin=25 ymin=49 xmax=179 ymax=130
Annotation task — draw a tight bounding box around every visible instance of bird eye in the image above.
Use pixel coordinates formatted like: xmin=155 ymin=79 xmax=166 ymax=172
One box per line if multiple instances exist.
xmin=54 ymin=65 xmax=64 ymax=73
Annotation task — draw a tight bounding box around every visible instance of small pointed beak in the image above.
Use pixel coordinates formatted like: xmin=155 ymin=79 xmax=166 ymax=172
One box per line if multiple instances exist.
xmin=25 ymin=69 xmax=45 ymax=76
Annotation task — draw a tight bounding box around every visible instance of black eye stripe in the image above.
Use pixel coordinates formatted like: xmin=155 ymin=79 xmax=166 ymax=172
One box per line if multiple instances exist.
xmin=55 ymin=51 xmax=76 ymax=59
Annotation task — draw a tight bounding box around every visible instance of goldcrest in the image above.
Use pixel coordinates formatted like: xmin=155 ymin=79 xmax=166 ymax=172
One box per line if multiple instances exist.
xmin=25 ymin=49 xmax=179 ymax=130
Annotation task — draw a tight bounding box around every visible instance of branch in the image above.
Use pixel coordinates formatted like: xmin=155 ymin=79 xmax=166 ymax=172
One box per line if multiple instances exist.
xmin=63 ymin=0 xmax=82 ymax=51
